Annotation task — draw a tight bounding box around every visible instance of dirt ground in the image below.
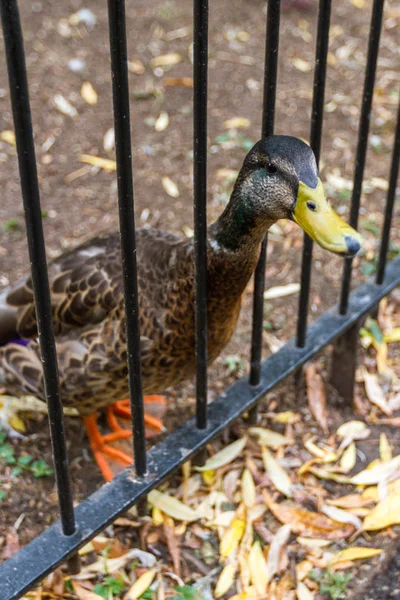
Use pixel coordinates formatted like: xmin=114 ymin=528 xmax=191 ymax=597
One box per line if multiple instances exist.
xmin=0 ymin=0 xmax=399 ymax=597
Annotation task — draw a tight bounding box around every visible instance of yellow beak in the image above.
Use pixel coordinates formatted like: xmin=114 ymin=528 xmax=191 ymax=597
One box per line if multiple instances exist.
xmin=293 ymin=179 xmax=363 ymax=257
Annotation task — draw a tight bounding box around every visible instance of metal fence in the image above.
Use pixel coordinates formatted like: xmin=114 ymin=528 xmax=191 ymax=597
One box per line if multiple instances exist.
xmin=1 ymin=0 xmax=399 ymax=597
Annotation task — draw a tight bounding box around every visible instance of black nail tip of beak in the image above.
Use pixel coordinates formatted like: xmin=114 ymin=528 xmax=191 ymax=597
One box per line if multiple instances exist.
xmin=345 ymin=236 xmax=361 ymax=256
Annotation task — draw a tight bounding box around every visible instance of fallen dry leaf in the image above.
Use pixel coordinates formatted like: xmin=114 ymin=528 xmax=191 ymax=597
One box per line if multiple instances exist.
xmin=380 ymin=432 xmax=392 ymax=462
xmin=215 ymin=564 xmax=236 ymax=598
xmin=362 ymin=369 xmax=391 ymax=415
xmin=363 ymin=493 xmax=400 ymax=531
xmin=267 ymin=524 xmax=291 ymax=581
xmin=330 ymin=546 xmax=382 ymax=565
xmin=150 ymin=52 xmax=182 ymax=68
xmin=263 ymin=491 xmax=354 ymax=539
xmin=291 ymin=58 xmax=312 ymax=72
xmin=127 ymin=59 xmax=145 ymax=74
xmin=79 ymin=154 xmax=116 ymax=171
xmin=249 ymin=427 xmax=291 ymax=447
xmin=305 ymin=364 xmax=328 ymax=433
xmin=163 ymin=77 xmax=193 ymax=87
xmin=155 ymin=112 xmax=169 ymax=132
xmin=242 ymin=468 xmax=256 ymax=508
xmin=148 ymin=490 xmax=199 ymax=522
xmin=249 ymin=541 xmax=269 ymax=594
xmin=321 ymin=504 xmax=362 ymax=530
xmin=223 ymin=117 xmax=251 ymax=129
xmin=350 ymin=455 xmax=400 ymax=485
xmin=72 ymin=582 xmax=104 ymax=600
xmin=54 ymin=94 xmax=78 ymax=117
xmin=220 ymin=516 xmax=246 ymax=557
xmin=161 ymin=177 xmax=180 ymax=198
xmin=264 ymin=283 xmax=300 ymax=300
xmin=81 ymin=81 xmax=98 ymax=105
xmin=0 ymin=130 xmax=16 ymax=146
xmin=125 ymin=569 xmax=157 ymax=600
xmin=2 ymin=529 xmax=20 ymax=560
xmin=340 ymin=442 xmax=357 ymax=473
xmin=163 ymin=521 xmax=181 ymax=577
xmin=195 ymin=437 xmax=247 ymax=471
xmin=262 ymin=447 xmax=292 ymax=497
xmin=297 ymin=581 xmax=315 ymax=600
xmin=103 ymin=128 xmax=115 ymax=152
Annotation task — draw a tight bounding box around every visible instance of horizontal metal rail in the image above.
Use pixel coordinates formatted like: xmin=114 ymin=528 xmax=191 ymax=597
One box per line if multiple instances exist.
xmin=2 ymin=254 xmax=400 ymax=600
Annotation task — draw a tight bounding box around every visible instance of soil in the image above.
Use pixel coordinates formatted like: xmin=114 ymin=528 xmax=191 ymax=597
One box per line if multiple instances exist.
xmin=0 ymin=0 xmax=399 ymax=596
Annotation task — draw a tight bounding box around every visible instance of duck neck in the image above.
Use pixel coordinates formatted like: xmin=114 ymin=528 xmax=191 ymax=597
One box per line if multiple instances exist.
xmin=207 ymin=185 xmax=274 ymax=297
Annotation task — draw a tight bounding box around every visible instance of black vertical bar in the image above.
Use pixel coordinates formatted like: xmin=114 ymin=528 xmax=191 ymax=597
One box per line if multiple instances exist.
xmin=193 ymin=0 xmax=209 ymax=430
xmin=338 ymin=0 xmax=384 ymax=314
xmin=376 ymin=96 xmax=400 ymax=285
xmin=296 ymin=0 xmax=331 ymax=348
xmin=249 ymin=0 xmax=280 ymax=389
xmin=1 ymin=0 xmax=76 ymax=536
xmin=107 ymin=0 xmax=146 ymax=475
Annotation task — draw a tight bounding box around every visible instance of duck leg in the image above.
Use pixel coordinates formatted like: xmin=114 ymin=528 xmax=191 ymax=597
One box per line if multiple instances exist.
xmin=83 ymin=396 xmax=167 ymax=481
xmin=83 ymin=412 xmax=133 ymax=481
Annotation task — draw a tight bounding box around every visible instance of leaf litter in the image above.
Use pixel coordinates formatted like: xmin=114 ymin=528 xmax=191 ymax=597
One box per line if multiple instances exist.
xmin=27 ymin=397 xmax=400 ymax=600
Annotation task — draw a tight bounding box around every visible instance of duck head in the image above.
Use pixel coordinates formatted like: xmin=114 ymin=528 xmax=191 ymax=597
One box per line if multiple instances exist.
xmin=231 ymin=135 xmax=363 ymax=257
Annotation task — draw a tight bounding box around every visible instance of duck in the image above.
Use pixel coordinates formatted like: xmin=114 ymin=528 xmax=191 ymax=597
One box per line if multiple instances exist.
xmin=0 ymin=135 xmax=362 ymax=480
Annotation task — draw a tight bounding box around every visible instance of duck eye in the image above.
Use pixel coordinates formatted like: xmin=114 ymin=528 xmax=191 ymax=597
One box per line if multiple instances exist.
xmin=307 ymin=201 xmax=317 ymax=211
xmin=265 ymin=164 xmax=277 ymax=175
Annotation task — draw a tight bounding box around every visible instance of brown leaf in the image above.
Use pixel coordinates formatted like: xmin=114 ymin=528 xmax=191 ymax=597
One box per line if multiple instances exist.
xmin=305 ymin=364 xmax=328 ymax=433
xmin=72 ymin=582 xmax=105 ymax=600
xmin=163 ymin=77 xmax=193 ymax=87
xmin=92 ymin=537 xmax=127 ymax=558
xmin=263 ymin=491 xmax=353 ymax=539
xmin=2 ymin=529 xmax=19 ymax=560
xmin=163 ymin=522 xmax=181 ymax=577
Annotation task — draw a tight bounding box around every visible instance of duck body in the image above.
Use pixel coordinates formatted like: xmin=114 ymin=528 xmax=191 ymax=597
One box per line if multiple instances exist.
xmin=0 ymin=226 xmax=261 ymax=415
xmin=0 ymin=136 xmax=362 ymax=417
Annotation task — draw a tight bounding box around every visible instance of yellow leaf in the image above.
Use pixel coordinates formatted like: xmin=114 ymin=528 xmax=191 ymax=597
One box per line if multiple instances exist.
xmin=297 ymin=581 xmax=315 ymax=600
xmin=380 ymin=433 xmax=392 ymax=462
xmin=350 ymin=455 xmax=400 ymax=485
xmin=248 ymin=541 xmax=269 ymax=594
xmin=361 ymin=478 xmax=400 ymax=502
xmin=223 ymin=117 xmax=251 ymax=129
xmin=0 ymin=130 xmax=16 ymax=146
xmin=125 ymin=569 xmax=157 ymax=599
xmin=249 ymin=427 xmax=291 ymax=447
xmin=79 ymin=154 xmax=116 ymax=171
xmin=331 ymin=547 xmax=382 ymax=565
xmin=241 ymin=468 xmax=256 ymax=508
xmin=220 ymin=517 xmax=246 ymax=557
xmin=262 ymin=447 xmax=292 ymax=497
xmin=8 ymin=414 xmax=26 ymax=433
xmin=202 ymin=469 xmax=215 ymax=485
xmin=296 ymin=560 xmax=313 ymax=581
xmin=350 ymin=0 xmax=366 ymax=8
xmin=340 ymin=442 xmax=356 ymax=473
xmin=304 ymin=439 xmax=337 ymax=462
xmin=150 ymin=53 xmax=182 ymax=68
xmin=81 ymin=81 xmax=98 ymax=105
xmin=310 ymin=467 xmax=351 ymax=485
xmin=148 ymin=490 xmax=199 ymax=522
xmin=383 ymin=328 xmax=400 ymax=343
xmin=363 ymin=493 xmax=400 ymax=531
xmin=152 ymin=506 xmax=164 ymax=526
xmin=264 ymin=283 xmax=300 ymax=300
xmin=161 ymin=176 xmax=180 ymax=198
xmin=72 ymin=582 xmax=105 ymax=600
xmin=291 ymin=58 xmax=312 ymax=72
xmin=127 ymin=59 xmax=145 ymax=74
xmin=155 ymin=112 xmax=169 ymax=132
xmin=271 ymin=411 xmax=300 ymax=424
xmin=195 ymin=437 xmax=247 ymax=471
xmin=215 ymin=564 xmax=236 ymax=598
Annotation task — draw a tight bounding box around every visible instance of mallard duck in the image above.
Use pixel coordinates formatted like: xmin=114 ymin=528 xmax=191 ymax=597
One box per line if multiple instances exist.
xmin=0 ymin=136 xmax=362 ymax=479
